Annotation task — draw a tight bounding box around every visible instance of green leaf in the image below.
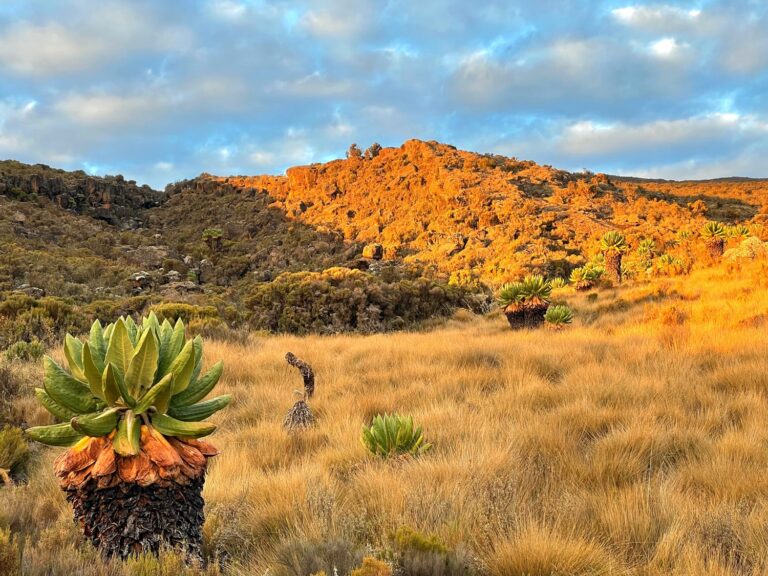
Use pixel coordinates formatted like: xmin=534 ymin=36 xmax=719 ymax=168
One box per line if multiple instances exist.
xmin=142 ymin=311 xmax=161 ymax=334
xmin=43 ymin=356 xmax=100 ymax=414
xmin=25 ymin=423 xmax=83 ymax=447
xmin=101 ymin=363 xmax=122 ymax=406
xmin=150 ymin=413 xmax=216 ymax=438
xmin=158 ymin=319 xmax=186 ymax=377
xmin=125 ymin=329 xmax=159 ymax=396
xmin=124 ymin=316 xmax=139 ymax=345
xmin=190 ymin=335 xmax=204 ymax=386
xmin=71 ymin=408 xmax=120 ymax=437
xmin=34 ymin=388 xmax=79 ymax=421
xmin=134 ymin=373 xmax=174 ymax=414
xmin=171 ymin=361 xmax=223 ymax=407
xmin=88 ymin=320 xmax=107 ymax=373
xmin=82 ymin=343 xmax=105 ymax=401
xmin=112 ymin=363 xmax=136 ymax=407
xmin=113 ymin=411 xmax=141 ymax=456
xmin=168 ymin=340 xmax=195 ymax=396
xmin=64 ymin=334 xmax=85 ymax=382
xmin=168 ymin=394 xmax=231 ymax=421
xmin=105 ymin=318 xmax=134 ymax=377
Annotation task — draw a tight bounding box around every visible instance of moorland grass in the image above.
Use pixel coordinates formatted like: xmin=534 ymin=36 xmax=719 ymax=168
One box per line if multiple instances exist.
xmin=2 ymin=260 xmax=768 ymax=575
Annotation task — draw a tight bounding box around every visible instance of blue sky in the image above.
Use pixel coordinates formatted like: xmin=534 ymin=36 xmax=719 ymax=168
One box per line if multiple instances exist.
xmin=0 ymin=0 xmax=766 ymax=188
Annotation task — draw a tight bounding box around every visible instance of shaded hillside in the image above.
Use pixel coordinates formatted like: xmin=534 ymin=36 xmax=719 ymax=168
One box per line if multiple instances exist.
xmin=0 ymin=160 xmax=161 ymax=226
xmin=217 ymin=140 xmax=768 ymax=283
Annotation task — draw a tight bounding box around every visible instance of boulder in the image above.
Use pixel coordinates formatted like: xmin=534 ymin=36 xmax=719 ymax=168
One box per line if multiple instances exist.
xmin=362 ymin=243 xmax=383 ymax=260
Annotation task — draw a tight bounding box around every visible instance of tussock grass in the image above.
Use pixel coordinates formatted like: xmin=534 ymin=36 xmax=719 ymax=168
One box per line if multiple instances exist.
xmin=2 ymin=261 xmax=768 ymax=574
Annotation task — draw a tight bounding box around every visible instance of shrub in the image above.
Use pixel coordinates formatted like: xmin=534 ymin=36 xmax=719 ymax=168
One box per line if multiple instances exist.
xmin=150 ymin=302 xmax=219 ymax=324
xmin=351 ymin=557 xmax=393 ymax=576
xmin=393 ymin=527 xmax=448 ymax=554
xmin=246 ymin=267 xmax=472 ymax=334
xmin=362 ymin=414 xmax=432 ymax=458
xmin=4 ymin=339 xmax=45 ymax=362
xmin=273 ymin=538 xmax=363 ymax=576
xmin=0 ymin=426 xmax=29 ymax=485
xmin=389 ymin=527 xmax=475 ymax=576
xmin=544 ymin=305 xmax=573 ymax=329
xmin=0 ymin=293 xmax=86 ymax=348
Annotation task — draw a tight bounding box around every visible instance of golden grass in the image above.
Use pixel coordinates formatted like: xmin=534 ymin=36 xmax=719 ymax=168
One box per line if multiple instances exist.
xmin=2 ymin=260 xmax=768 ymax=574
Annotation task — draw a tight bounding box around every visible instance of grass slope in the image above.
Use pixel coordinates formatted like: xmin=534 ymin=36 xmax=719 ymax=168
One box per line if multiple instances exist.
xmin=2 ymin=257 xmax=768 ymax=574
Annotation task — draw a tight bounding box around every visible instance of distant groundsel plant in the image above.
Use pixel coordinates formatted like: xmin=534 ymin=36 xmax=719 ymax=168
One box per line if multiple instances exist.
xmin=544 ymin=304 xmax=574 ymax=329
xmin=701 ymin=221 xmax=727 ymax=259
xmin=600 ymin=231 xmax=629 ymax=284
xmin=497 ymin=275 xmax=552 ymax=329
xmin=569 ymin=266 xmax=600 ymax=291
xmin=362 ymin=413 xmax=431 ymax=458
xmin=25 ymin=313 xmax=229 ymax=560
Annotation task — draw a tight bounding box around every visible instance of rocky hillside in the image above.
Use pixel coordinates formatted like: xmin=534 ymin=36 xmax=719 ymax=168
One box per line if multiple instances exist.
xmin=1 ymin=140 xmax=767 ymax=339
xmin=0 ymin=160 xmax=161 ymax=226
xmin=216 ymin=140 xmax=768 ymax=282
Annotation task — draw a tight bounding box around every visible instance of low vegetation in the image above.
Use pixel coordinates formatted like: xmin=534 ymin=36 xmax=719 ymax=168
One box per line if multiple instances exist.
xmin=361 ymin=414 xmax=431 ymax=458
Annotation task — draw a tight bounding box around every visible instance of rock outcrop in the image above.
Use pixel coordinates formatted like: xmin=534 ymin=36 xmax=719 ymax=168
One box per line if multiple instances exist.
xmin=0 ymin=160 xmax=163 ymax=226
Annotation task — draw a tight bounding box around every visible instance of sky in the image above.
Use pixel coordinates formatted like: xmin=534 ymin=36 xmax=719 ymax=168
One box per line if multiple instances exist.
xmin=0 ymin=0 xmax=767 ymax=189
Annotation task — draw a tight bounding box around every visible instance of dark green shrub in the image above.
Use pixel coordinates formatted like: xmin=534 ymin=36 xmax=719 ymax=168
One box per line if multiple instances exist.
xmin=245 ymin=267 xmax=472 ymax=334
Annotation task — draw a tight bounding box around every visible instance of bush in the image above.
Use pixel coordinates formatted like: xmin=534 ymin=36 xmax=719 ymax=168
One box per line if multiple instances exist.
xmin=389 ymin=527 xmax=475 ymax=576
xmin=272 ymin=538 xmax=364 ymax=576
xmin=351 ymin=557 xmax=392 ymax=576
xmin=4 ymin=339 xmax=45 ymax=362
xmin=362 ymin=414 xmax=431 ymax=458
xmin=150 ymin=302 xmax=219 ymax=324
xmin=246 ymin=267 xmax=473 ymax=334
xmin=0 ymin=294 xmax=86 ymax=347
xmin=0 ymin=426 xmax=29 ymax=484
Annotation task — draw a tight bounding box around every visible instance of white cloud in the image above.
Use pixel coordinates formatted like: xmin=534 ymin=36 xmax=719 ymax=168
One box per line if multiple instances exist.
xmin=612 ymin=5 xmax=702 ymax=29
xmin=249 ymin=151 xmax=276 ymax=165
xmin=0 ymin=3 xmax=193 ymax=76
xmin=0 ymin=23 xmax=107 ymax=75
xmin=558 ymin=113 xmax=767 ymax=157
xmin=270 ymin=72 xmax=356 ymax=98
xmin=301 ymin=0 xmax=374 ymax=39
xmin=208 ymin=0 xmax=247 ymax=19
xmin=649 ymin=37 xmax=688 ymax=59
xmin=55 ymin=93 xmax=172 ymax=127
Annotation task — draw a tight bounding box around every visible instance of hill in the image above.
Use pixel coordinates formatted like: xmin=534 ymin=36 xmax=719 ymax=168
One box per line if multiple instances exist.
xmin=217 ymin=139 xmax=768 ymax=281
xmin=1 ymin=141 xmax=767 ymax=343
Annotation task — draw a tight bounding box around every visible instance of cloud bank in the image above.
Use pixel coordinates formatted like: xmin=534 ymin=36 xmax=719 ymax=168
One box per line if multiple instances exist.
xmin=0 ymin=0 xmax=766 ymax=187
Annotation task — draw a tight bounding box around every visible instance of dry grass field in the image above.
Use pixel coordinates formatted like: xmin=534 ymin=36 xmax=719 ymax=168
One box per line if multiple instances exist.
xmin=3 ymin=258 xmax=768 ymax=575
